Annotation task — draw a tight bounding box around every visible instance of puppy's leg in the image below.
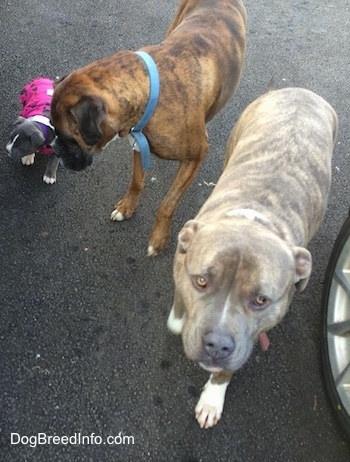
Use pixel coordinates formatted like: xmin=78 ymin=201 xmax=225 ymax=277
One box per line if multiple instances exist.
xmin=195 ymin=370 xmax=233 ymax=429
xmin=111 ymin=150 xmax=145 ymax=221
xmin=21 ymin=154 xmax=35 ymax=166
xmin=43 ymin=156 xmax=59 ymax=184
xmin=148 ymin=158 xmax=205 ymax=256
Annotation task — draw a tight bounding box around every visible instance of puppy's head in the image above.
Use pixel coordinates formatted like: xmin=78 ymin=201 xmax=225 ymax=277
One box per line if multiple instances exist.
xmin=172 ymin=219 xmax=312 ymax=372
xmin=51 ymin=74 xmax=118 ymax=171
xmin=6 ymin=117 xmax=45 ymax=161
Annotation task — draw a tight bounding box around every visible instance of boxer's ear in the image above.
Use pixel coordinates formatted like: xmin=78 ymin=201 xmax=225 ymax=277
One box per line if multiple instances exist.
xmin=178 ymin=220 xmax=202 ymax=254
xmin=70 ymin=96 xmax=106 ymax=146
xmin=292 ymin=247 xmax=312 ymax=292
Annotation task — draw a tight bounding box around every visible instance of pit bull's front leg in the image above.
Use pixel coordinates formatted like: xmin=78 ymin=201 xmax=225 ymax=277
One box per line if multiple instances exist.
xmin=167 ymin=291 xmax=186 ymax=335
xmin=195 ymin=370 xmax=233 ymax=429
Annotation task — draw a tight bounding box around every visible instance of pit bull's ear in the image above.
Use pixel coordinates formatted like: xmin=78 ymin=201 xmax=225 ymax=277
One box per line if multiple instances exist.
xmin=70 ymin=95 xmax=106 ymax=146
xmin=293 ymin=247 xmax=312 ymax=292
xmin=13 ymin=116 xmax=26 ymax=127
xmin=178 ymin=220 xmax=202 ymax=254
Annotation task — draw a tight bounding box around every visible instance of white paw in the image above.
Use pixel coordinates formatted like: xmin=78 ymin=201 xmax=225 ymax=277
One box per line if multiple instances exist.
xmin=43 ymin=175 xmax=56 ymax=185
xmin=195 ymin=377 xmax=229 ymax=429
xmin=111 ymin=209 xmax=125 ymax=221
xmin=147 ymin=246 xmax=157 ymax=257
xmin=21 ymin=154 xmax=35 ymax=165
xmin=167 ymin=304 xmax=184 ymax=334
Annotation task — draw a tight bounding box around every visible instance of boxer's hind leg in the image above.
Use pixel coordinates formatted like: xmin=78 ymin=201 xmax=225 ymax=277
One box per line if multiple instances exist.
xmin=147 ymin=157 xmax=205 ymax=256
xmin=111 ymin=150 xmax=145 ymax=221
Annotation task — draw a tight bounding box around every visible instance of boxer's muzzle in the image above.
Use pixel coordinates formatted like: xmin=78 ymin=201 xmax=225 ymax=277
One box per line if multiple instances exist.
xmin=52 ymin=134 xmax=93 ymax=171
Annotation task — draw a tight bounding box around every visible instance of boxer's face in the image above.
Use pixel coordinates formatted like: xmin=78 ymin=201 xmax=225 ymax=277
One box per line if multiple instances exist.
xmin=51 ymin=75 xmax=112 ymax=171
xmin=51 ymin=129 xmax=93 ymax=171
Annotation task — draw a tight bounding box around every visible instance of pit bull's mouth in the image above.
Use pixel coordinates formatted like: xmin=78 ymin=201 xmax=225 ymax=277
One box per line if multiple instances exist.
xmin=198 ymin=353 xmax=230 ymax=372
xmin=258 ymin=332 xmax=270 ymax=351
xmin=199 ymin=363 xmax=224 ymax=373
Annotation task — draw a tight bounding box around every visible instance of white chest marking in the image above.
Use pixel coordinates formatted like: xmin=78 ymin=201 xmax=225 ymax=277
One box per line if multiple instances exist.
xmin=226 ymin=208 xmax=269 ymax=224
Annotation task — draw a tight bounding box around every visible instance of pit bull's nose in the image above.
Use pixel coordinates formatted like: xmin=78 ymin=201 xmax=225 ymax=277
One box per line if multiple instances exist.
xmin=203 ymin=330 xmax=235 ymax=359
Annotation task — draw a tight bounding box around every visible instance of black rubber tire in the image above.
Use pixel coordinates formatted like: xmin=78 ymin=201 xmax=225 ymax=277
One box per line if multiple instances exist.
xmin=321 ymin=214 xmax=350 ymax=439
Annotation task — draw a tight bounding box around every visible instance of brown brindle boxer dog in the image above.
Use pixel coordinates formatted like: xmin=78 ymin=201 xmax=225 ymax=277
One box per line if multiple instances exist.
xmin=50 ymin=0 xmax=246 ymax=256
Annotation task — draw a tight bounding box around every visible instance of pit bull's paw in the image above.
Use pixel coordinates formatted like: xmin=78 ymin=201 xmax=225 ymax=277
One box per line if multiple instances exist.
xmin=43 ymin=175 xmax=56 ymax=185
xmin=195 ymin=378 xmax=229 ymax=429
xmin=21 ymin=154 xmax=35 ymax=165
xmin=167 ymin=305 xmax=184 ymax=334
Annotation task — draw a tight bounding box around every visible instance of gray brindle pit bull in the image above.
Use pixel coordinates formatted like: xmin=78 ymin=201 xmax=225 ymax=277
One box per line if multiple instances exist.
xmin=50 ymin=0 xmax=246 ymax=256
xmin=167 ymin=87 xmax=338 ymax=428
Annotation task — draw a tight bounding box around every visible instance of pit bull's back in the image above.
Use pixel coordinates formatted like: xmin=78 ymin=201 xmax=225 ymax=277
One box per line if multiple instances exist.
xmin=197 ymin=88 xmax=338 ymax=246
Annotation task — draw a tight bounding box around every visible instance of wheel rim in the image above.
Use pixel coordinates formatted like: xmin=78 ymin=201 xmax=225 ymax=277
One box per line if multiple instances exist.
xmin=326 ymin=235 xmax=350 ymax=416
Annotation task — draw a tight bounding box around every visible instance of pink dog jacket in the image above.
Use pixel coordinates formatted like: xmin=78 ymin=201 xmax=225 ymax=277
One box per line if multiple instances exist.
xmin=19 ymin=77 xmax=54 ymax=155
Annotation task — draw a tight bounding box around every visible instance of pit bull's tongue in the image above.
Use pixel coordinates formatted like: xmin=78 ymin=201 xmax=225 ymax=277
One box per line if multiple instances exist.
xmin=258 ymin=332 xmax=270 ymax=351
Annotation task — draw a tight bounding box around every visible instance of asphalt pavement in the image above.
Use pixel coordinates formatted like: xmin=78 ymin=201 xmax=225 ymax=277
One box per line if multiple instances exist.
xmin=1 ymin=1 xmax=350 ymax=461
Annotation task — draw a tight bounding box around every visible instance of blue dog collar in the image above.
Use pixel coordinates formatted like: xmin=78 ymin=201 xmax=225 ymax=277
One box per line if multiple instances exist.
xmin=129 ymin=51 xmax=160 ymax=170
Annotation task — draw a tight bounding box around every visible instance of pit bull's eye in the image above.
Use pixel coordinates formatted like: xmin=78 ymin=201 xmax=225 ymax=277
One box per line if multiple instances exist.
xmin=251 ymin=295 xmax=269 ymax=310
xmin=195 ymin=276 xmax=208 ymax=289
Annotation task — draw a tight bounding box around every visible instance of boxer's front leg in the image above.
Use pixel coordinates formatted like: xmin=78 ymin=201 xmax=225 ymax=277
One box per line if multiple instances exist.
xmin=111 ymin=150 xmax=145 ymax=221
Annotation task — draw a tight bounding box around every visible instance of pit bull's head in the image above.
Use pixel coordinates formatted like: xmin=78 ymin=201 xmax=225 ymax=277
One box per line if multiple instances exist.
xmin=6 ymin=117 xmax=46 ymax=161
xmin=170 ymin=218 xmax=312 ymax=373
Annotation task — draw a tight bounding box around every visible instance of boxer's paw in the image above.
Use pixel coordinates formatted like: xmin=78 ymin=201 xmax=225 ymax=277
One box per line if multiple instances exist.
xmin=147 ymin=241 xmax=167 ymax=257
xmin=195 ymin=378 xmax=228 ymax=429
xmin=147 ymin=245 xmax=160 ymax=257
xmin=110 ymin=196 xmax=138 ymax=222
xmin=21 ymin=154 xmax=35 ymax=165
xmin=147 ymin=225 xmax=171 ymax=257
xmin=111 ymin=208 xmax=126 ymax=221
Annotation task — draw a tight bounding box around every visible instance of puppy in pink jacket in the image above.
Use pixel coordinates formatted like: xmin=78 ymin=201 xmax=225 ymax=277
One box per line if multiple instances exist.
xmin=6 ymin=77 xmax=59 ymax=184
